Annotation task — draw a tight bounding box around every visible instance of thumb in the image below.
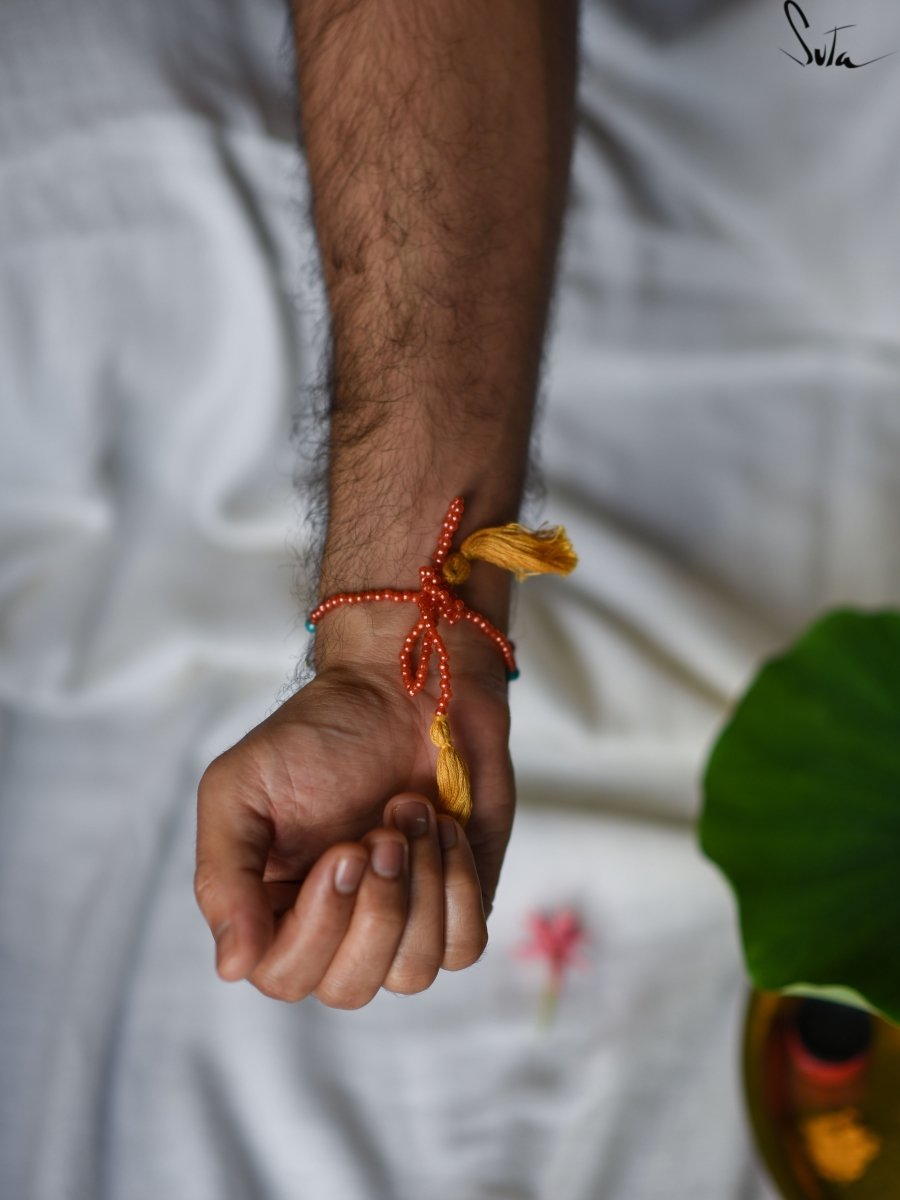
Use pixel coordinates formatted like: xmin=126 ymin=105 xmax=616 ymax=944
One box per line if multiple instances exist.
xmin=195 ymin=761 xmax=275 ymax=982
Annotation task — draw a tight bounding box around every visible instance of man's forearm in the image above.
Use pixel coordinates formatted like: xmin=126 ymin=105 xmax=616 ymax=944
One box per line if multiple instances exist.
xmin=195 ymin=3 xmax=576 ymax=987
xmin=292 ymin=0 xmax=579 ymax=642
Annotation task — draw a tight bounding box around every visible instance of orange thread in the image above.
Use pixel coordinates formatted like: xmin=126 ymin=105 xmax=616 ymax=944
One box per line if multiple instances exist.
xmin=307 ymin=497 xmax=577 ymax=823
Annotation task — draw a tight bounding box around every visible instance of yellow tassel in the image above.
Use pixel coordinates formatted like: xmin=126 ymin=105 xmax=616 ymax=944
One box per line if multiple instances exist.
xmin=429 ymin=714 xmax=472 ymax=825
xmin=443 ymin=522 xmax=578 ymax=584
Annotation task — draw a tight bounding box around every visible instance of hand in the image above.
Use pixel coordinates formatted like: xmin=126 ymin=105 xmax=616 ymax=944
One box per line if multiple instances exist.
xmin=194 ymin=644 xmax=514 ymax=1008
xmin=239 ymin=794 xmax=483 ymax=1007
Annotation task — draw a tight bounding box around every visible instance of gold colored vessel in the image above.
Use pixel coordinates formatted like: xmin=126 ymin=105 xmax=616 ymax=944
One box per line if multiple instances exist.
xmin=743 ymin=992 xmax=900 ymax=1198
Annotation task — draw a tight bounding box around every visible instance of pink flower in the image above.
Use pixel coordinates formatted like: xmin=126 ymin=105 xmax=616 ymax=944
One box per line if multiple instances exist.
xmin=516 ymin=908 xmax=589 ymax=1028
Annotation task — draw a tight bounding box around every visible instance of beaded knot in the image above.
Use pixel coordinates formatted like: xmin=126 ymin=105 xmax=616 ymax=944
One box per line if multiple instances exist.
xmin=442 ymin=551 xmax=472 ymax=585
xmin=307 ymin=497 xmax=517 ymax=721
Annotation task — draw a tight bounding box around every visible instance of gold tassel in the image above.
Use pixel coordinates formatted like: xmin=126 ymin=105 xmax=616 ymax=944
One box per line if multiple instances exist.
xmin=443 ymin=522 xmax=578 ymax=584
xmin=429 ymin=714 xmax=472 ymax=825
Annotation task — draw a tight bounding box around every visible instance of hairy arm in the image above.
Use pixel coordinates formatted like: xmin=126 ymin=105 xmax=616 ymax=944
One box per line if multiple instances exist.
xmin=294 ymin=0 xmax=579 ymax=650
xmin=193 ymin=0 xmax=579 ymax=1005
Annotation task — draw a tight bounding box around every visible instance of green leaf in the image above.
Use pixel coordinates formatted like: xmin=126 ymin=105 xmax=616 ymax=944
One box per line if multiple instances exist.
xmin=699 ymin=607 xmax=900 ymax=1025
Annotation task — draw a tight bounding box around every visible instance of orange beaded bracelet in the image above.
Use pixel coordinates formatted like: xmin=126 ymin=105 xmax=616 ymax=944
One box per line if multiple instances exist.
xmin=306 ymin=497 xmax=577 ymax=824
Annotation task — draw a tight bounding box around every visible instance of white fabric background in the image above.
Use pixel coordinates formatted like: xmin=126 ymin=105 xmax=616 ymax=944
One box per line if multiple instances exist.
xmin=3 ymin=0 xmax=899 ymax=1196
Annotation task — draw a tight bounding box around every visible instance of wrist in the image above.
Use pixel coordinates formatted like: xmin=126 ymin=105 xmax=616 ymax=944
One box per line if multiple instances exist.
xmin=310 ymin=572 xmax=513 ymax=685
xmin=314 ymin=492 xmax=521 ymax=666
xmin=319 ymin=488 xmax=525 ymax=599
xmin=305 ymin=490 xmax=578 ymax=707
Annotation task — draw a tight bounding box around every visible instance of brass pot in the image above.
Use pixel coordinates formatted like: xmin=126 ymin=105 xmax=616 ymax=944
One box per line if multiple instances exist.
xmin=743 ymin=991 xmax=900 ymax=1198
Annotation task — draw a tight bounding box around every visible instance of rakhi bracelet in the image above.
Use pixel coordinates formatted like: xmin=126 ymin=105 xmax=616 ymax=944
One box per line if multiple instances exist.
xmin=306 ymin=496 xmax=577 ymax=825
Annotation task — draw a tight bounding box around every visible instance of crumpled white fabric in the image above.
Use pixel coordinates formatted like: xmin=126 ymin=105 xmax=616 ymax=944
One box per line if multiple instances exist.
xmin=3 ymin=0 xmax=899 ymax=1196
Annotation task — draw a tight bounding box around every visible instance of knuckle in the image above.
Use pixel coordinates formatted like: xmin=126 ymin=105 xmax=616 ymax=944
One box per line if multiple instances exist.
xmin=314 ymin=980 xmax=376 ymax=1011
xmin=443 ymin=927 xmax=489 ymax=972
xmin=250 ymin=967 xmax=308 ymax=1004
xmin=386 ymin=966 xmax=440 ymax=996
xmin=385 ymin=951 xmax=441 ymax=995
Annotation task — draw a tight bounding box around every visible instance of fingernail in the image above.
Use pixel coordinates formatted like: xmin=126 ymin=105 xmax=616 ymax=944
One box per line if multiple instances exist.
xmin=437 ymin=816 xmax=458 ymax=851
xmin=391 ymin=799 xmax=429 ymax=839
xmin=334 ymin=856 xmax=366 ymax=895
xmin=215 ymin=923 xmax=237 ymax=974
xmin=371 ymin=838 xmax=405 ymax=879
